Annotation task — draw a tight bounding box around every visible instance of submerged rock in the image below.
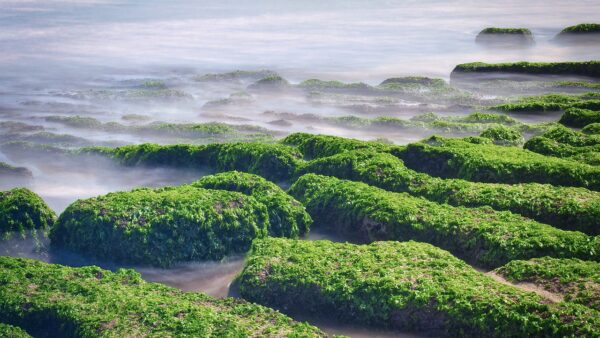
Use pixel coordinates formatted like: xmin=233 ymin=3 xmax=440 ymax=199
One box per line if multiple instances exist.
xmin=475 ymin=27 xmax=535 ymax=47
xmin=554 ymin=23 xmax=600 ymax=44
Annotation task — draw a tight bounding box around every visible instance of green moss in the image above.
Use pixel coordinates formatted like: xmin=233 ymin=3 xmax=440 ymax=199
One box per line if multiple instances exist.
xmin=479 ymin=125 xmax=524 ymax=146
xmin=240 ymin=238 xmax=600 ymax=336
xmin=559 ymin=108 xmax=600 ymax=127
xmin=50 ymin=185 xmax=270 ymax=267
xmin=192 ymin=171 xmax=311 ymax=238
xmin=299 ymin=150 xmax=600 ymax=235
xmin=559 ymin=23 xmax=600 ymax=34
xmin=496 ymin=257 xmax=599 ymax=310
xmin=248 ymin=75 xmax=290 ymax=90
xmin=451 ymin=61 xmax=600 ymax=79
xmin=400 ymin=136 xmax=600 ymax=190
xmin=0 ymin=323 xmax=31 ymax=338
xmin=583 ymin=122 xmax=600 ymax=134
xmin=0 ymin=256 xmax=326 ymax=337
xmin=288 ymin=174 xmax=598 ymax=268
xmin=0 ymin=188 xmax=56 ymax=239
xmin=378 ymin=76 xmax=447 ymax=89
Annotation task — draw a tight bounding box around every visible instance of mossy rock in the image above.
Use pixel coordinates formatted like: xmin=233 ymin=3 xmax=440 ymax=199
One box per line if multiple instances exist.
xmin=451 ymin=61 xmax=600 ymax=81
xmin=479 ymin=125 xmax=524 ymax=146
xmin=1 ymin=188 xmax=56 ymax=239
xmin=475 ymin=27 xmax=534 ymax=46
xmin=0 ymin=323 xmax=31 ymax=338
xmin=583 ymin=122 xmax=600 ymax=134
xmin=289 ymin=174 xmax=599 ymax=268
xmin=496 ymin=257 xmax=599 ymax=311
xmin=559 ymin=108 xmax=600 ymax=128
xmin=524 ymin=136 xmax=600 ymax=165
xmin=247 ymin=75 xmax=290 ymax=90
xmin=281 ymin=132 xmax=394 ymax=159
xmin=0 ymin=162 xmax=32 ymax=180
xmin=83 ymin=142 xmax=303 ymax=181
xmin=192 ymin=171 xmax=311 ymax=238
xmin=555 ymin=23 xmax=600 ymax=44
xmin=0 ymin=256 xmax=326 ymax=337
xmin=299 ymin=150 xmax=600 ymax=235
xmin=50 ymin=185 xmax=270 ymax=267
xmin=400 ymin=136 xmax=600 ymax=190
xmin=240 ymin=238 xmax=600 ymax=337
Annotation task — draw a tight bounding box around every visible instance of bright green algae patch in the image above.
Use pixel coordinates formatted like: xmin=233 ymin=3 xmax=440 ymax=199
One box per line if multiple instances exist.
xmin=239 ymin=238 xmax=600 ymax=336
xmin=50 ymin=185 xmax=270 ymax=267
xmin=192 ymin=171 xmax=311 ymax=238
xmin=496 ymin=257 xmax=599 ymax=311
xmin=0 ymin=323 xmax=31 ymax=338
xmin=288 ymin=174 xmax=599 ymax=268
xmin=84 ymin=142 xmax=303 ymax=181
xmin=451 ymin=61 xmax=600 ymax=79
xmin=0 ymin=188 xmax=56 ymax=239
xmin=524 ymin=136 xmax=600 ymax=165
xmin=490 ymin=93 xmax=600 ymax=113
xmin=0 ymin=257 xmax=326 ymax=337
xmin=399 ymin=136 xmax=600 ymax=190
xmin=559 ymin=108 xmax=600 ymax=127
xmin=298 ymin=150 xmax=600 ymax=235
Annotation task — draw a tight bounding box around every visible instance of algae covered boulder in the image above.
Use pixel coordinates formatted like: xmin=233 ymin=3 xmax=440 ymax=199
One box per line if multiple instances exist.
xmin=451 ymin=61 xmax=600 ymax=81
xmin=0 ymin=323 xmax=31 ymax=338
xmin=240 ymin=238 xmax=600 ymax=337
xmin=192 ymin=171 xmax=311 ymax=238
xmin=583 ymin=122 xmax=600 ymax=134
xmin=475 ymin=27 xmax=534 ymax=46
xmin=0 ymin=256 xmax=326 ymax=337
xmin=85 ymin=141 xmax=304 ymax=181
xmin=554 ymin=23 xmax=600 ymax=44
xmin=0 ymin=188 xmax=56 ymax=239
xmin=496 ymin=257 xmax=599 ymax=311
xmin=50 ymin=185 xmax=270 ymax=267
xmin=282 ymin=132 xmax=393 ymax=159
xmin=400 ymin=136 xmax=600 ymax=190
xmin=479 ymin=125 xmax=524 ymax=146
xmin=0 ymin=162 xmax=32 ymax=180
xmin=300 ymin=150 xmax=600 ymax=235
xmin=289 ymin=174 xmax=599 ymax=268
xmin=559 ymin=107 xmax=600 ymax=127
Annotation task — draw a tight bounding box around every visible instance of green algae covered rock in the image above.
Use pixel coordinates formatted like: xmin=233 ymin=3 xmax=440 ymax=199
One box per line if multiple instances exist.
xmin=524 ymin=136 xmax=600 ymax=165
xmin=299 ymin=150 xmax=600 ymax=235
xmin=555 ymin=23 xmax=600 ymax=44
xmin=0 ymin=162 xmax=32 ymax=180
xmin=583 ymin=122 xmax=600 ymax=134
xmin=479 ymin=125 xmax=524 ymax=146
xmin=281 ymin=132 xmax=394 ymax=159
xmin=84 ymin=142 xmax=303 ymax=181
xmin=240 ymin=238 xmax=600 ymax=337
xmin=50 ymin=185 xmax=270 ymax=267
xmin=400 ymin=136 xmax=600 ymax=190
xmin=0 ymin=323 xmax=31 ymax=338
xmin=451 ymin=61 xmax=600 ymax=80
xmin=559 ymin=107 xmax=600 ymax=127
xmin=475 ymin=27 xmax=534 ymax=46
xmin=0 ymin=256 xmax=326 ymax=337
xmin=288 ymin=174 xmax=599 ymax=268
xmin=0 ymin=188 xmax=56 ymax=239
xmin=192 ymin=171 xmax=311 ymax=238
xmin=496 ymin=257 xmax=599 ymax=311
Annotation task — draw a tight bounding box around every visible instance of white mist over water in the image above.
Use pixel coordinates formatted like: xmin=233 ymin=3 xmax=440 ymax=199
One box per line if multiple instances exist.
xmin=1 ymin=0 xmax=600 ymax=80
